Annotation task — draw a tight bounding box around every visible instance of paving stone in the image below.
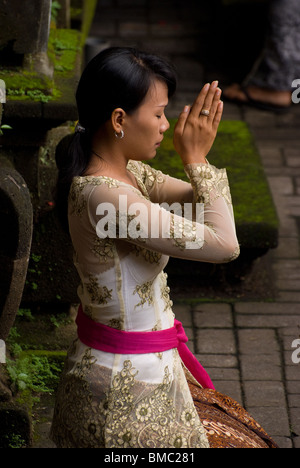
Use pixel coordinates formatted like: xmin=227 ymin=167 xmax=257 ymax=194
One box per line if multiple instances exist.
xmin=293 ymin=436 xmax=300 ymax=448
xmin=290 ymin=408 xmax=300 ymax=438
xmin=244 ymin=381 xmax=287 ymax=408
xmin=244 ymin=109 xmax=277 ymax=127
xmin=284 ymin=349 xmax=300 ymax=366
xmin=258 ymin=147 xmax=284 ymax=168
xmin=208 ymin=367 xmax=240 ymax=382
xmin=273 ymin=437 xmax=293 ymax=449
xmin=235 ymin=302 xmax=300 ymax=315
xmin=238 ymin=329 xmax=280 ymax=354
xmin=285 ymin=365 xmax=300 ymax=382
xmin=184 ymin=326 xmax=194 ymax=341
xmin=196 ymin=329 xmax=236 ymax=354
xmin=213 ymin=381 xmax=243 ymax=406
xmin=288 ymin=394 xmax=300 ymax=407
xmin=286 ymin=156 xmax=300 ymax=168
xmin=286 ymin=380 xmax=300 ymax=394
xmin=195 ymin=353 xmax=238 ymax=368
xmin=278 ymin=291 xmax=300 ymax=302
xmin=172 ymin=303 xmax=193 ymax=327
xmin=193 ymin=303 xmax=232 ymax=328
xmin=186 ymin=339 xmax=195 ymax=354
xmin=273 ymin=237 xmax=300 ymax=259
xmin=236 ymin=314 xmax=299 ymax=328
xmin=246 ymin=406 xmax=290 ymax=438
xmin=240 ymin=354 xmax=282 ymax=381
xmin=276 ymin=280 xmax=300 ymax=292
xmin=264 ymin=165 xmax=300 ymax=177
xmin=267 ymin=176 xmax=295 ymax=196
xmin=274 ymin=260 xmax=300 ymax=281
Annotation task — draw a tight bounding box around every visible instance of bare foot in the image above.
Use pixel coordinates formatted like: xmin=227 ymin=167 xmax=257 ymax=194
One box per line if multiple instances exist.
xmin=223 ymin=83 xmax=291 ymax=108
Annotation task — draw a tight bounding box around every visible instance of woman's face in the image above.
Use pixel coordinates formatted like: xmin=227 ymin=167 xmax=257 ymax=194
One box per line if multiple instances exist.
xmin=122 ymin=79 xmax=170 ymax=161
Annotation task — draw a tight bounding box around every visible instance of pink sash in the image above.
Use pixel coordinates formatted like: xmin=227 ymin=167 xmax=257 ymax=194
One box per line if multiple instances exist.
xmin=76 ymin=305 xmax=215 ymax=390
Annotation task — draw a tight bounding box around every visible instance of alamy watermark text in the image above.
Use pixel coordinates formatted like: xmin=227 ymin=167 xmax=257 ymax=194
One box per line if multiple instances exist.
xmin=292 ymin=79 xmax=300 ymax=104
xmin=292 ymin=338 xmax=300 ymax=364
xmin=0 ymin=79 xmax=6 ymax=104
xmin=95 ymin=197 xmax=205 ymax=249
xmin=0 ymin=339 xmax=6 ymax=363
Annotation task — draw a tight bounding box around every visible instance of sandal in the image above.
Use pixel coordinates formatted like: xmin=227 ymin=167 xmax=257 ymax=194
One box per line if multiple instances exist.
xmin=223 ymin=84 xmax=291 ymax=113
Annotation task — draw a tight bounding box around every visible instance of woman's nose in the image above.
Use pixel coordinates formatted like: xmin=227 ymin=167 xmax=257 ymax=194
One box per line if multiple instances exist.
xmin=160 ymin=116 xmax=170 ymax=133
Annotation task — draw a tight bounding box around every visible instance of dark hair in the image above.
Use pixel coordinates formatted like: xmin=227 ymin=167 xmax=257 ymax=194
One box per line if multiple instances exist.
xmin=55 ymin=47 xmax=177 ymax=231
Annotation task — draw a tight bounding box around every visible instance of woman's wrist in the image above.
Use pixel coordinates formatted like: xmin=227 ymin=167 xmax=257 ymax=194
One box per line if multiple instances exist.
xmin=182 ymin=156 xmax=208 ymax=166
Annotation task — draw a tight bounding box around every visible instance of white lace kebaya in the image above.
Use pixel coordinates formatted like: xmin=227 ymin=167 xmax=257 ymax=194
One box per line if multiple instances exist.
xmin=50 ymin=159 xmax=240 ymax=448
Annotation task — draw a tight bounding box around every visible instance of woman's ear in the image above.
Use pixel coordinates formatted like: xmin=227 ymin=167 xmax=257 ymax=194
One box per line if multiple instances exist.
xmin=111 ymin=108 xmax=126 ymax=134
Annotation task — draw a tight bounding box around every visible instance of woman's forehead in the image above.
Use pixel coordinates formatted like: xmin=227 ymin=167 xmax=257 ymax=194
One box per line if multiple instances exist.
xmin=143 ymin=80 xmax=169 ymax=107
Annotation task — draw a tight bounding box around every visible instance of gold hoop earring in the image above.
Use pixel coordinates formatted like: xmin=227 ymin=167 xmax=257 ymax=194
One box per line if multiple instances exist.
xmin=115 ymin=130 xmax=124 ymax=139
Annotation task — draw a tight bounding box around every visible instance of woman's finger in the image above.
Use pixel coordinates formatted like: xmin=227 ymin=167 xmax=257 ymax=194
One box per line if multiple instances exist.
xmin=189 ymin=83 xmax=210 ymax=117
xmin=200 ymin=81 xmax=219 ymax=117
xmin=212 ymin=101 xmax=224 ymax=131
xmin=174 ymin=105 xmax=191 ymax=136
xmin=208 ymin=88 xmax=222 ymax=122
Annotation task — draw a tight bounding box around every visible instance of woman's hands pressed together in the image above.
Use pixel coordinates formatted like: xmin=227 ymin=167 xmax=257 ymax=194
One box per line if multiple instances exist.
xmin=173 ymin=81 xmax=223 ymax=165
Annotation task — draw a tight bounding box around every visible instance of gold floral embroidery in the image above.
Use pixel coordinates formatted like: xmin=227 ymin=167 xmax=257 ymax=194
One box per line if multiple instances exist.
xmin=92 ymin=236 xmax=115 ymax=263
xmin=136 ymin=402 xmax=152 ymax=422
xmin=152 ymin=320 xmax=164 ymax=359
xmin=74 ymin=347 xmax=97 ymax=378
xmin=185 ymin=163 xmax=232 ymax=206
xmin=160 ymin=272 xmax=173 ymax=312
xmin=69 ymin=178 xmax=92 ymax=216
xmin=126 ymin=160 xmax=150 ymax=198
xmin=107 ymin=318 xmax=122 ymax=330
xmin=51 ymin=353 xmax=209 ymax=448
xmin=99 ymin=176 xmax=121 ymax=189
xmin=84 ymin=305 xmax=93 ymax=318
xmin=140 ymin=161 xmax=165 ymax=190
xmin=181 ymin=403 xmax=197 ymax=427
xmin=132 ymin=245 xmax=162 ymax=264
xmin=85 ymin=274 xmax=113 ymax=305
xmin=104 ymin=362 xmax=208 ymax=448
xmin=69 ymin=176 xmax=120 ymax=217
xmin=51 ymin=348 xmax=106 ymax=448
xmin=133 ymin=280 xmax=154 ymax=308
xmin=169 ymin=214 xmax=204 ymax=251
xmin=223 ymin=244 xmax=240 ymax=263
xmin=204 ymin=222 xmax=217 ymax=234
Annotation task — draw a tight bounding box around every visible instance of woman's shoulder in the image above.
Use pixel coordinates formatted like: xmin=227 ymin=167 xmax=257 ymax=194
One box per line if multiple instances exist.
xmin=127 ymin=160 xmax=165 ymax=187
xmin=71 ymin=175 xmax=123 ymax=191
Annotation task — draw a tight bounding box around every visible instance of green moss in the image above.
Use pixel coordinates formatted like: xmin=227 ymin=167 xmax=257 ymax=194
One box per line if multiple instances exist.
xmin=48 ymin=28 xmax=82 ymax=77
xmin=2 ymin=70 xmax=53 ymax=102
xmin=2 ymin=29 xmax=82 ymax=103
xmin=1 ymin=0 xmax=97 ymax=104
xmin=149 ymin=119 xmax=279 ymax=249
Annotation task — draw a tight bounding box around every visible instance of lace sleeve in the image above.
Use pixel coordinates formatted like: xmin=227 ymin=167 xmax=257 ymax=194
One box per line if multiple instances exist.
xmin=128 ymin=160 xmax=194 ymax=206
xmin=82 ymin=169 xmax=240 ymax=264
xmin=184 ymin=162 xmax=232 ymax=207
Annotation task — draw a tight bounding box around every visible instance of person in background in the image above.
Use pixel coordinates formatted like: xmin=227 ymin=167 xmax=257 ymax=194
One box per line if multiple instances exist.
xmin=224 ymin=0 xmax=300 ymax=111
